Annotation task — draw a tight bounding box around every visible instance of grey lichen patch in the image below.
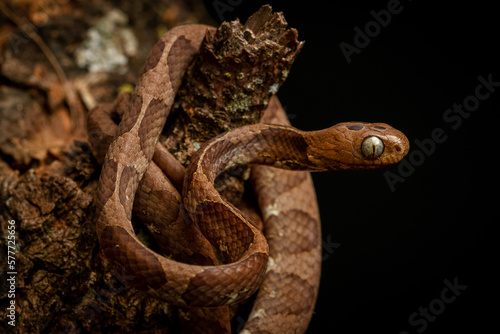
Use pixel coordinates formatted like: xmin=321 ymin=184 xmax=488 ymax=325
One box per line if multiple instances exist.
xmin=228 ymin=92 xmax=252 ymax=114
xmin=246 ymin=78 xmax=264 ymax=90
xmin=281 ymin=69 xmax=290 ymax=80
xmin=254 ymin=78 xmax=264 ymax=85
xmin=75 ymin=9 xmax=138 ymax=73
xmin=268 ymin=83 xmax=279 ymax=94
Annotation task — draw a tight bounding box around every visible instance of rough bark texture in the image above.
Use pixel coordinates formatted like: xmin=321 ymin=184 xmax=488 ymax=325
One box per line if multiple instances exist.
xmin=0 ymin=1 xmax=302 ymax=333
xmin=164 ymin=5 xmax=302 ymax=163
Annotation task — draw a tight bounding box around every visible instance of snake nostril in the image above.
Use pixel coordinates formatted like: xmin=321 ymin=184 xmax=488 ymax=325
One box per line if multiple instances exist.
xmin=394 ymin=145 xmax=401 ymax=153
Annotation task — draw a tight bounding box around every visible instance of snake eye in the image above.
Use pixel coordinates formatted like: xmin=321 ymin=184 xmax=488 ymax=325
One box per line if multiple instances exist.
xmin=361 ymin=136 xmax=384 ymax=158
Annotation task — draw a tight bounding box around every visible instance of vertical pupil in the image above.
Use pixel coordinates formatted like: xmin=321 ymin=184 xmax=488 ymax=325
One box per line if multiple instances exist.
xmin=361 ymin=136 xmax=384 ymax=158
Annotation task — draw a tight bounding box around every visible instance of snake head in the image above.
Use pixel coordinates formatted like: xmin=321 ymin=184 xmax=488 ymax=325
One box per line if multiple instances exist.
xmin=305 ymin=122 xmax=409 ymax=170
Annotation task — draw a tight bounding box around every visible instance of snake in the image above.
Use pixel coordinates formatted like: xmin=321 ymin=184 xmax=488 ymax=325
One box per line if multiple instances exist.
xmin=88 ymin=24 xmax=409 ymax=333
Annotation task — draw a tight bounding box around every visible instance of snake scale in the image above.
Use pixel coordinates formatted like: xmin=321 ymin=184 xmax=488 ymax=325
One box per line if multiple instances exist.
xmin=88 ymin=24 xmax=409 ymax=333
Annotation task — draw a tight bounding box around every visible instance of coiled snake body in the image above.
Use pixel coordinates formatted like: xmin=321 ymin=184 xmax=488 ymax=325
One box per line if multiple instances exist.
xmin=88 ymin=24 xmax=409 ymax=333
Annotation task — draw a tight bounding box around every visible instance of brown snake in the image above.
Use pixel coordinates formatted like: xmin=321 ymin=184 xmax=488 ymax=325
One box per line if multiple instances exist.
xmin=88 ymin=24 xmax=409 ymax=333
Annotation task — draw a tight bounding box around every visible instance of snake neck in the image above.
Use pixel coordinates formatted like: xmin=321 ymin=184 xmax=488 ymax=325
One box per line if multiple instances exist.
xmin=187 ymin=124 xmax=319 ymax=186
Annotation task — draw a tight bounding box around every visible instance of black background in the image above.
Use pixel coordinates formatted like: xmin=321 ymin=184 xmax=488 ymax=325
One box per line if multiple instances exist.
xmin=204 ymin=1 xmax=497 ymax=333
